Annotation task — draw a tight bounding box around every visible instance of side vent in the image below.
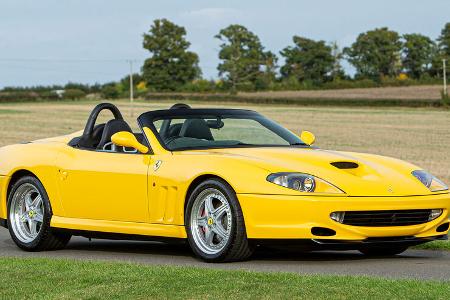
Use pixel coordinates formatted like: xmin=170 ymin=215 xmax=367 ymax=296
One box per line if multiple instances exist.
xmin=331 ymin=161 xmax=359 ymax=169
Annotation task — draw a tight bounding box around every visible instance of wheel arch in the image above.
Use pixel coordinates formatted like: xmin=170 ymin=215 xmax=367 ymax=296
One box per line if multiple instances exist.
xmin=184 ymin=174 xmax=237 ymax=212
xmin=7 ymin=169 xmax=39 ymax=194
xmin=6 ymin=169 xmax=40 ymax=205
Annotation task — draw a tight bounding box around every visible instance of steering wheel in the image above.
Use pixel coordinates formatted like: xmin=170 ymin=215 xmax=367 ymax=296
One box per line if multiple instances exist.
xmin=78 ymin=103 xmax=124 ymax=148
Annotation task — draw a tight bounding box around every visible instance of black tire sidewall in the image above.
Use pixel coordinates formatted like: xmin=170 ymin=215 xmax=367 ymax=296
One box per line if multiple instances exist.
xmin=7 ymin=176 xmax=53 ymax=251
xmin=185 ymin=179 xmax=244 ymax=262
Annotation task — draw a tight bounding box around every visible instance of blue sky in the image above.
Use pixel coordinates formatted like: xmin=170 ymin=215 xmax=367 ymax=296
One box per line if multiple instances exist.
xmin=0 ymin=0 xmax=448 ymax=88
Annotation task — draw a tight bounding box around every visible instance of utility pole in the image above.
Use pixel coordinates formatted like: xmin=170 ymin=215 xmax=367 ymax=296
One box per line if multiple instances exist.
xmin=127 ymin=60 xmax=135 ymax=117
xmin=443 ymin=59 xmax=448 ymax=97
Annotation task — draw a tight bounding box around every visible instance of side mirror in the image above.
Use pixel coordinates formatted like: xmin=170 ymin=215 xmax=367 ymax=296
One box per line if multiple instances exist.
xmin=111 ymin=131 xmax=149 ymax=154
xmin=300 ymin=131 xmax=316 ymax=146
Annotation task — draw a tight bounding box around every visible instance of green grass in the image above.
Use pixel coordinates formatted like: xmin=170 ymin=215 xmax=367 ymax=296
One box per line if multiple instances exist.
xmin=0 ymin=258 xmax=449 ymax=299
xmin=413 ymin=240 xmax=450 ymax=251
xmin=0 ymin=109 xmax=28 ymax=114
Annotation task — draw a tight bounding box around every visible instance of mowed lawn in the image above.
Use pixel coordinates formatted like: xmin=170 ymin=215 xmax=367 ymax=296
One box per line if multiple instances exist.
xmin=0 ymin=100 xmax=449 ymax=184
xmin=0 ymin=257 xmax=449 ymax=300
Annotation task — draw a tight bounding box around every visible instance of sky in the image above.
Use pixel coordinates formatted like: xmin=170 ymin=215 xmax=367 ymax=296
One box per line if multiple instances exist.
xmin=0 ymin=0 xmax=449 ymax=88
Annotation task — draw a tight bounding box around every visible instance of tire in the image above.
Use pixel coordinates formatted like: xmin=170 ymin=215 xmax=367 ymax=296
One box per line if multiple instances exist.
xmin=185 ymin=178 xmax=254 ymax=262
xmin=359 ymin=245 xmax=408 ymax=256
xmin=7 ymin=176 xmax=71 ymax=251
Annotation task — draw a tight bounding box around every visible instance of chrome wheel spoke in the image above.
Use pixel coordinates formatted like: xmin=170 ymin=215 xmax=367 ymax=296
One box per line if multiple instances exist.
xmin=213 ymin=223 xmax=228 ymax=240
xmin=213 ymin=204 xmax=228 ymax=219
xmin=204 ymin=227 xmax=214 ymax=245
xmin=204 ymin=197 xmax=214 ymax=216
xmin=20 ymin=213 xmax=28 ymax=223
xmin=26 ymin=218 xmax=33 ymax=232
xmin=24 ymin=194 xmax=32 ymax=211
xmin=34 ymin=213 xmax=44 ymax=223
xmin=31 ymin=195 xmax=42 ymax=208
xmin=197 ymin=216 xmax=208 ymax=227
xmin=29 ymin=220 xmax=38 ymax=235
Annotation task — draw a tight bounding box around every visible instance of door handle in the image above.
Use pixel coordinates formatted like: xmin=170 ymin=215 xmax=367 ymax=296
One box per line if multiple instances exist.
xmin=59 ymin=169 xmax=68 ymax=180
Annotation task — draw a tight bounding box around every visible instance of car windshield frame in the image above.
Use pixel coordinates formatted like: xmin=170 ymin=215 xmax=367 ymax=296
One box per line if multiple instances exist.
xmin=137 ymin=108 xmax=307 ymax=151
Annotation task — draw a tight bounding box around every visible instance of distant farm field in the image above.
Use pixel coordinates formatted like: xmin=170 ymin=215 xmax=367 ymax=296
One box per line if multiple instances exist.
xmin=239 ymin=85 xmax=443 ymax=100
xmin=0 ymin=100 xmax=449 ymax=185
xmin=146 ymin=85 xmax=447 ymax=106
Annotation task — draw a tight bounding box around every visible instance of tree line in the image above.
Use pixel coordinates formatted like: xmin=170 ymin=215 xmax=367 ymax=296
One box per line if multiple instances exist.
xmin=141 ymin=19 xmax=450 ymax=93
xmin=1 ymin=20 xmax=449 ymax=99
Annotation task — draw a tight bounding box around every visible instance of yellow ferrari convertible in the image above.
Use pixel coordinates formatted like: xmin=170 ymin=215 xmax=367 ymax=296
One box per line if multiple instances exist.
xmin=0 ymin=103 xmax=448 ymax=262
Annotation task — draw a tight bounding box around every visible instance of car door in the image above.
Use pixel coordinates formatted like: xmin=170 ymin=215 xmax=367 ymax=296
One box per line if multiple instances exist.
xmin=56 ymin=145 xmax=151 ymax=223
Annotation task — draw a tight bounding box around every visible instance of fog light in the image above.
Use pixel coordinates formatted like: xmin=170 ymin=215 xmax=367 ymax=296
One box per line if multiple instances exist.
xmin=429 ymin=209 xmax=442 ymax=221
xmin=330 ymin=212 xmax=345 ymax=223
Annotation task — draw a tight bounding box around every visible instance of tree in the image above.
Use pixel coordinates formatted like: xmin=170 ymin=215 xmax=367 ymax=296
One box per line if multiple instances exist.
xmin=255 ymin=51 xmax=278 ymax=90
xmin=120 ymin=73 xmax=143 ymax=92
xmin=142 ymin=19 xmax=200 ymax=91
xmin=63 ymin=89 xmax=86 ymax=100
xmin=438 ymin=22 xmax=450 ymax=58
xmin=216 ymin=24 xmax=274 ymax=93
xmin=402 ymin=34 xmax=435 ymax=79
xmin=330 ymin=41 xmax=346 ymax=80
xmin=344 ymin=27 xmax=402 ymax=79
xmin=280 ymin=36 xmax=335 ymax=84
xmin=101 ymin=83 xmax=120 ymax=99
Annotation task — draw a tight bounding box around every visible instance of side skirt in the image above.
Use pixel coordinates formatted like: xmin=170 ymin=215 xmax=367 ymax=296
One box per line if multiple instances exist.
xmin=53 ymin=228 xmax=186 ymax=244
xmin=0 ymin=218 xmax=7 ymax=229
xmin=50 ymin=216 xmax=187 ymax=239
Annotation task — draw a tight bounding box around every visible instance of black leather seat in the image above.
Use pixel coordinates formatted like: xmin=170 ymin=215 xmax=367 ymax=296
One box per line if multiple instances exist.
xmin=97 ymin=119 xmax=133 ymax=150
xmin=179 ymin=119 xmax=214 ymax=140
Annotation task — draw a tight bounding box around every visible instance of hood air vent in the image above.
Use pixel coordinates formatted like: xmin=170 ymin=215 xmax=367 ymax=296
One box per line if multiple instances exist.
xmin=331 ymin=161 xmax=359 ymax=169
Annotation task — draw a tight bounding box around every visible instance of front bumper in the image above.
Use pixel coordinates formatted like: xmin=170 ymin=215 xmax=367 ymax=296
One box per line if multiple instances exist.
xmin=237 ymin=193 xmax=450 ymax=240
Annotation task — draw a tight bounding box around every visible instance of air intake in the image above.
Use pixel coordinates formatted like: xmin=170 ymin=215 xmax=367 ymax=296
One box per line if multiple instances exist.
xmin=331 ymin=161 xmax=359 ymax=169
xmin=330 ymin=209 xmax=439 ymax=227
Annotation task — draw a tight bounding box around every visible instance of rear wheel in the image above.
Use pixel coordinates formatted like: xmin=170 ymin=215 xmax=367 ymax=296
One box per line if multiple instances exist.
xmin=185 ymin=179 xmax=253 ymax=262
xmin=7 ymin=176 xmax=71 ymax=251
xmin=359 ymin=245 xmax=408 ymax=256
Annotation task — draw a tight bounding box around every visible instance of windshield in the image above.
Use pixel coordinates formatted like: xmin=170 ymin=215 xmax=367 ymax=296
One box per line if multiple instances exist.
xmin=138 ymin=110 xmax=306 ymax=151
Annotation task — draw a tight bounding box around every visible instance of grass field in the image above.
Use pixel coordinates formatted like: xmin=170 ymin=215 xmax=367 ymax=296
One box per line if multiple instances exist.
xmin=145 ymin=85 xmax=447 ymax=106
xmin=239 ymin=85 xmax=443 ymax=100
xmin=0 ymin=257 xmax=448 ymax=300
xmin=1 ymin=99 xmax=449 ymax=184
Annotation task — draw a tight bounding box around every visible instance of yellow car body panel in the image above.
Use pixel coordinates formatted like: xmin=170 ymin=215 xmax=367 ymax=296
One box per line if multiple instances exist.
xmin=55 ymin=144 xmax=151 ymax=222
xmin=238 ymin=193 xmax=449 ymax=239
xmin=0 ymin=125 xmax=449 ymax=242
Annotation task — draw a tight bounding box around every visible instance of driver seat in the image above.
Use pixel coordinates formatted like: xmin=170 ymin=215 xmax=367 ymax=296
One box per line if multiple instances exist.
xmin=97 ymin=119 xmax=133 ymax=150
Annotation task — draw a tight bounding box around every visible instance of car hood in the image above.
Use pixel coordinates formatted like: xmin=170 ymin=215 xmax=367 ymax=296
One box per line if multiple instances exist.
xmin=198 ymin=147 xmax=435 ymax=196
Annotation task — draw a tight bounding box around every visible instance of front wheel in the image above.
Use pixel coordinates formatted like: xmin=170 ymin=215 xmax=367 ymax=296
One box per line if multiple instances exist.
xmin=359 ymin=245 xmax=408 ymax=256
xmin=7 ymin=176 xmax=71 ymax=251
xmin=185 ymin=179 xmax=253 ymax=262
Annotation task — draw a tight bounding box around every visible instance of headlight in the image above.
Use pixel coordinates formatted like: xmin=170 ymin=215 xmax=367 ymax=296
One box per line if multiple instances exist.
xmin=267 ymin=173 xmax=344 ymax=194
xmin=412 ymin=170 xmax=448 ymax=192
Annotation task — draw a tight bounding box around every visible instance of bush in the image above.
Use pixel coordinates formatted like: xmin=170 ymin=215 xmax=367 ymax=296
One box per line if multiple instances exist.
xmin=39 ymin=91 xmax=60 ymax=100
xmin=63 ymin=89 xmax=86 ymax=100
xmin=101 ymin=85 xmax=120 ymax=99
xmin=181 ymin=79 xmax=216 ymax=93
xmin=321 ymin=79 xmax=378 ymax=89
xmin=0 ymin=91 xmax=41 ymax=102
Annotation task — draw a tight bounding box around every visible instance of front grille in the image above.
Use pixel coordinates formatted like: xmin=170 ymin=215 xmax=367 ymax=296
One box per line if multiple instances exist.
xmin=339 ymin=209 xmax=433 ymax=227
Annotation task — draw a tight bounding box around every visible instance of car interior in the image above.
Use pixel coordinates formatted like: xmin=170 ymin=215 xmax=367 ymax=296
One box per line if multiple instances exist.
xmin=68 ymin=103 xmax=146 ymax=153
